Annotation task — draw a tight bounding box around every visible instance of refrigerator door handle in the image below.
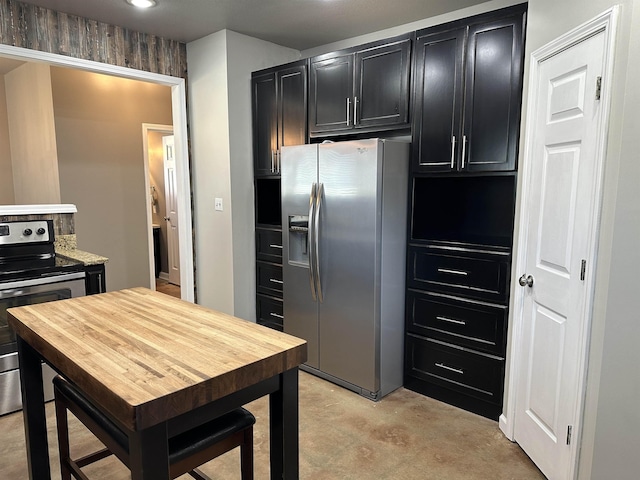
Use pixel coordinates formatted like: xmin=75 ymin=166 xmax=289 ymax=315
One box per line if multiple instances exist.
xmin=308 ymin=183 xmax=318 ymax=301
xmin=315 ymin=182 xmax=324 ymax=303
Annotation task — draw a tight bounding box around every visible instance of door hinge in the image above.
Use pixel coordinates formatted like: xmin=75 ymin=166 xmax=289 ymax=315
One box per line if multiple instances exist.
xmin=566 ymin=425 xmax=573 ymax=445
xmin=580 ymin=259 xmax=587 ymax=281
xmin=595 ymin=76 xmax=602 ymax=100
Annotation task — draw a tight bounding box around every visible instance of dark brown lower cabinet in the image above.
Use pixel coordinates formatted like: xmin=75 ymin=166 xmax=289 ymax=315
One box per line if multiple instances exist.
xmin=84 ymin=263 xmax=106 ymax=295
xmin=406 ymin=289 xmax=507 ymax=356
xmin=405 ymin=335 xmax=505 ymax=407
xmin=256 ymin=294 xmax=284 ymax=331
xmin=255 ymin=225 xmax=284 ymax=331
xmin=404 ymin=173 xmax=516 ymax=420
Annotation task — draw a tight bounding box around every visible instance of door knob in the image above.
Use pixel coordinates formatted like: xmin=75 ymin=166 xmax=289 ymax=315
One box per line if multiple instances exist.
xmin=519 ymin=274 xmax=534 ymax=287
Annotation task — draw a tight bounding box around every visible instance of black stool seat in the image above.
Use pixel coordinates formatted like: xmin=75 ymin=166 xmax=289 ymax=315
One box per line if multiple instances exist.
xmin=53 ymin=375 xmax=255 ymax=480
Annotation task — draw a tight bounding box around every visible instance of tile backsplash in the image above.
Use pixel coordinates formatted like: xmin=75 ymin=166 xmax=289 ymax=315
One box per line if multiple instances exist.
xmin=0 ymin=213 xmax=75 ymax=236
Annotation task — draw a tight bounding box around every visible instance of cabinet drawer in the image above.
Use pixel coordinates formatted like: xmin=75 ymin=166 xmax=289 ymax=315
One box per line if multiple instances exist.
xmin=256 ymin=294 xmax=284 ymax=331
xmin=406 ymin=290 xmax=507 ymax=356
xmin=408 ymin=247 xmax=510 ymax=302
xmin=405 ymin=335 xmax=504 ymax=405
xmin=256 ymin=228 xmax=283 ymax=262
xmin=256 ymin=261 xmax=283 ymax=297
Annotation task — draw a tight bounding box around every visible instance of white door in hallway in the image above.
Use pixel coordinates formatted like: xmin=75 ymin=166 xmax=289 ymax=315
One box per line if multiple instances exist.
xmin=163 ymin=134 xmax=181 ymax=286
xmin=512 ymin=25 xmax=610 ymax=480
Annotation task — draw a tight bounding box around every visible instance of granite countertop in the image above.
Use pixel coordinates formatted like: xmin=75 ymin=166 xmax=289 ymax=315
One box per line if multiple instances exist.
xmin=55 ymin=234 xmax=109 ymax=266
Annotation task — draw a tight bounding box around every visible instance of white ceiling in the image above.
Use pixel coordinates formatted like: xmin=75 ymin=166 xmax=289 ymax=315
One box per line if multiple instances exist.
xmin=17 ymin=0 xmax=492 ymax=51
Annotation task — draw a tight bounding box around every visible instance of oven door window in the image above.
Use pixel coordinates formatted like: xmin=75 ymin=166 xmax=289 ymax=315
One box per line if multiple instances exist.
xmin=0 ymin=289 xmax=73 ymax=355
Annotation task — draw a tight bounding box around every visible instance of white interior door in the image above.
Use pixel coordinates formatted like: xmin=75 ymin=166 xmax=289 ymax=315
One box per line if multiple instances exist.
xmin=163 ymin=135 xmax=181 ymax=286
xmin=512 ymin=28 xmax=608 ymax=480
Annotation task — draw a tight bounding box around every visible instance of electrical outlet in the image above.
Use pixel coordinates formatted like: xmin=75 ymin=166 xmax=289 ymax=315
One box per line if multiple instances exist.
xmin=214 ymin=197 xmax=223 ymax=211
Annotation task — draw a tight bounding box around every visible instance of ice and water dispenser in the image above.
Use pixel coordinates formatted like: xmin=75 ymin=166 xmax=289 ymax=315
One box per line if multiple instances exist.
xmin=288 ymin=215 xmax=309 ymax=265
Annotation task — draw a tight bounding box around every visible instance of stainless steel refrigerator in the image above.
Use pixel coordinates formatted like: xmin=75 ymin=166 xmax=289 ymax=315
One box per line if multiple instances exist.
xmin=281 ymin=138 xmax=409 ymax=400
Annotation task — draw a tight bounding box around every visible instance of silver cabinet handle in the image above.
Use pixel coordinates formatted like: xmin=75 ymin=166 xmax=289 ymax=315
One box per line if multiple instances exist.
xmin=269 ymin=278 xmax=283 ymax=284
xmin=269 ymin=312 xmax=284 ymax=319
xmin=519 ymin=274 xmax=534 ymax=287
xmin=437 ymin=268 xmax=468 ymax=276
xmin=451 ymin=136 xmax=456 ymax=169
xmin=315 ymin=183 xmax=324 ymax=303
xmin=461 ymin=135 xmax=468 ymax=169
xmin=277 ymin=150 xmax=281 ymax=173
xmin=271 ymin=150 xmax=275 ymax=173
xmin=354 ymin=96 xmax=358 ymax=125
xmin=346 ymin=97 xmax=351 ymax=126
xmin=269 ymin=244 xmax=283 ymax=249
xmin=435 ymin=363 xmax=464 ymax=375
xmin=436 ymin=316 xmax=466 ymax=326
xmin=308 ymin=183 xmax=318 ymax=301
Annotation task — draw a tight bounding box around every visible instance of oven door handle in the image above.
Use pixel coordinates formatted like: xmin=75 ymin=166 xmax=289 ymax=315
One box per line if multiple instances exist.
xmin=0 ymin=271 xmax=86 ymax=290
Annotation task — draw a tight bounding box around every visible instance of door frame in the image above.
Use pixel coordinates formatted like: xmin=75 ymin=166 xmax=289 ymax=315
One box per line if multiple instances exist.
xmin=142 ymin=123 xmax=174 ymax=290
xmin=500 ymin=6 xmax=618 ymax=475
xmin=0 ymin=43 xmax=195 ymax=302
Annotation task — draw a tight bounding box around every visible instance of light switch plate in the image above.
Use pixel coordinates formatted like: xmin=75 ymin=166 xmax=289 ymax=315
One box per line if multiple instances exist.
xmin=214 ymin=197 xmax=223 ymax=211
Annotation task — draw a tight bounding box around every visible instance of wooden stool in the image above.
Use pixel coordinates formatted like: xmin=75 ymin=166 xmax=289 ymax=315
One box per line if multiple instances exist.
xmin=53 ymin=375 xmax=255 ymax=480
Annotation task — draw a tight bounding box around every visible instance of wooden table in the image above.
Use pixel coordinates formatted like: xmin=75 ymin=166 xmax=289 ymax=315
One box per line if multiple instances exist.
xmin=8 ymin=287 xmax=307 ymax=479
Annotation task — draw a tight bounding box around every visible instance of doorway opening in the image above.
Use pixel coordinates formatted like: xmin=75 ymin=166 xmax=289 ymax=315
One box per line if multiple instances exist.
xmin=142 ymin=123 xmax=181 ymax=297
xmin=0 ymin=44 xmax=194 ymax=302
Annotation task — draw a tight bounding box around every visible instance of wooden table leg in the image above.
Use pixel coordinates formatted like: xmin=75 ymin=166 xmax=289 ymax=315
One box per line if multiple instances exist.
xmin=129 ymin=422 xmax=170 ymax=479
xmin=270 ymin=368 xmax=299 ymax=479
xmin=17 ymin=336 xmax=51 ymax=480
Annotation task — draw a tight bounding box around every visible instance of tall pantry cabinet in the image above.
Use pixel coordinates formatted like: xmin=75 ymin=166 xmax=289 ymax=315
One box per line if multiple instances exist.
xmin=404 ymin=4 xmax=526 ymax=420
xmin=252 ymin=60 xmax=308 ymax=331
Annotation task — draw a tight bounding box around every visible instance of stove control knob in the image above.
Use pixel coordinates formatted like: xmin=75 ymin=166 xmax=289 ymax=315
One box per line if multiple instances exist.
xmin=23 ymin=228 xmax=33 ymax=236
xmin=37 ymin=227 xmax=46 ymax=235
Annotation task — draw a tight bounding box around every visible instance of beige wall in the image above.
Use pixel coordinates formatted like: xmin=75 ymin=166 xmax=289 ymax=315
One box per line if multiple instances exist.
xmin=5 ymin=62 xmax=60 ymax=204
xmin=0 ymin=75 xmax=13 ymax=204
xmin=187 ymin=30 xmax=300 ymax=318
xmin=52 ymin=67 xmax=172 ymax=292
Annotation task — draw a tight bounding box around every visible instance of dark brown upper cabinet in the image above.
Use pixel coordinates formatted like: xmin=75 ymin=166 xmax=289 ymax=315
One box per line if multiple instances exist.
xmin=412 ymin=4 xmax=526 ymax=173
xmin=309 ymin=33 xmax=413 ymax=137
xmin=252 ymin=60 xmax=308 ymax=177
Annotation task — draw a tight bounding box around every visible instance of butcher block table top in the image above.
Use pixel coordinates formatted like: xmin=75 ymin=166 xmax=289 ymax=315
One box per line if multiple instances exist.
xmin=8 ymin=287 xmax=307 ymax=430
xmin=8 ymin=287 xmax=307 ymax=479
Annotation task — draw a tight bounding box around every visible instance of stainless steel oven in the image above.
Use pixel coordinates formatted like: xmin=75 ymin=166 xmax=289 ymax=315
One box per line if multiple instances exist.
xmin=0 ymin=220 xmax=86 ymax=416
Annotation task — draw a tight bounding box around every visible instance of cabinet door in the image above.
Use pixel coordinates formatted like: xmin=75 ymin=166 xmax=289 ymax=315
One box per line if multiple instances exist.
xmin=406 ymin=290 xmax=507 ymax=356
xmin=355 ymin=36 xmax=411 ymax=129
xmin=256 ymin=294 xmax=284 ymax=331
xmin=256 ymin=261 xmax=283 ymax=297
xmin=85 ymin=264 xmax=106 ymax=295
xmin=252 ymin=72 xmax=278 ymax=176
xmin=277 ymin=64 xmax=307 ymax=156
xmin=405 ymin=335 xmax=505 ymax=405
xmin=256 ymin=227 xmax=283 ymax=263
xmin=309 ymin=54 xmax=354 ymax=134
xmin=412 ymin=28 xmax=465 ymax=172
xmin=462 ymin=13 xmax=524 ymax=172
xmin=407 ymin=246 xmax=511 ymax=303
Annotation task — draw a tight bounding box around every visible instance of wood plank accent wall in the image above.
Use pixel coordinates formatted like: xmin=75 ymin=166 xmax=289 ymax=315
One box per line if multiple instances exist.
xmin=0 ymin=0 xmax=187 ymax=78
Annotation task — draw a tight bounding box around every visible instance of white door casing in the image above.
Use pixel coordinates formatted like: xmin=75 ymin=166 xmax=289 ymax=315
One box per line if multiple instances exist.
xmin=163 ymin=135 xmax=181 ymax=286
xmin=0 ymin=43 xmax=195 ymax=303
xmin=501 ymin=8 xmax=617 ymax=480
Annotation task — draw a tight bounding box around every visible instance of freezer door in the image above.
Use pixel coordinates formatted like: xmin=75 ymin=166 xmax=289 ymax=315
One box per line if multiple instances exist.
xmin=317 ymin=139 xmax=382 ymax=392
xmin=281 ymin=144 xmax=320 ymax=368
